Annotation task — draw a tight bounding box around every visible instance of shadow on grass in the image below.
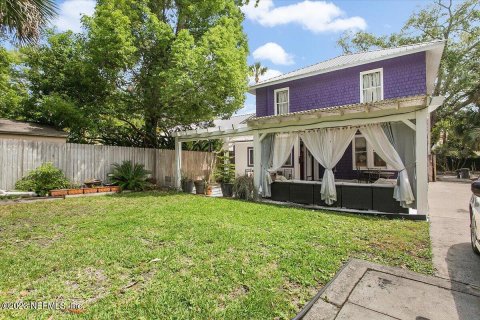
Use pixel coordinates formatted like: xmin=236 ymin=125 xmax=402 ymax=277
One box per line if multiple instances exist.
xmin=107 ymin=190 xmax=184 ymax=199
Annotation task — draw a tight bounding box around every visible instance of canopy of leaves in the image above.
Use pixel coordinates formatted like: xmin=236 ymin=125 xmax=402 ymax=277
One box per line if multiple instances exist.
xmin=1 ymin=0 xmax=250 ymax=149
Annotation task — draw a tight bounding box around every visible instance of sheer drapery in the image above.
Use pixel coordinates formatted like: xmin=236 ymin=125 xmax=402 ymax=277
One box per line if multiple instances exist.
xmin=362 ymin=71 xmax=381 ymax=103
xmin=300 ymin=127 xmax=356 ymax=205
xmin=260 ymin=134 xmax=274 ymax=197
xmin=359 ymin=124 xmax=415 ymax=207
xmin=264 ymin=133 xmax=297 ymax=195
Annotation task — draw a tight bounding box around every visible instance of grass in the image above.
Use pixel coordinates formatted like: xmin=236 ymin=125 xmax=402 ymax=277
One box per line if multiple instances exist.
xmin=0 ymin=191 xmax=433 ymax=319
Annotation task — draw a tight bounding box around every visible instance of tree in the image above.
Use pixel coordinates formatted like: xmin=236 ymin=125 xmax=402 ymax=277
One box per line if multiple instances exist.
xmin=249 ymin=62 xmax=268 ymax=83
xmin=0 ymin=47 xmax=27 ymax=118
xmin=0 ymin=0 xmax=57 ymax=43
xmin=83 ymin=0 xmax=250 ymax=148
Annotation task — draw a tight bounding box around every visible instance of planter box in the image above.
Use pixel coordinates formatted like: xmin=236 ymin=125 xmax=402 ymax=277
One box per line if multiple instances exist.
xmin=50 ymin=189 xmax=68 ymax=197
xmin=67 ymin=188 xmax=84 ymax=195
xmin=82 ymin=188 xmax=98 ymax=194
xmin=97 ymin=186 xmax=111 ymax=193
xmin=110 ymin=186 xmax=121 ymax=193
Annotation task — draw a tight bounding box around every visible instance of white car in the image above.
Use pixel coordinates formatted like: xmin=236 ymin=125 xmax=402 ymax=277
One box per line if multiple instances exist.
xmin=470 ymin=181 xmax=480 ymax=255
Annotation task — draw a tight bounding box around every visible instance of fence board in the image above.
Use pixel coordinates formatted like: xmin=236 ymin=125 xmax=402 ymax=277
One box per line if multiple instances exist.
xmin=0 ymin=139 xmax=215 ymax=190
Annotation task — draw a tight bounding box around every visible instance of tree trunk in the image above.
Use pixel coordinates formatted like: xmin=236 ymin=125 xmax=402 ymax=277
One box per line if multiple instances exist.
xmin=145 ymin=113 xmax=158 ymax=148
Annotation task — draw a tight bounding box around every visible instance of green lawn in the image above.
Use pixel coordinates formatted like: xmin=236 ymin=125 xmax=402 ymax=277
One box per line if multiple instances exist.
xmin=0 ymin=192 xmax=433 ymax=319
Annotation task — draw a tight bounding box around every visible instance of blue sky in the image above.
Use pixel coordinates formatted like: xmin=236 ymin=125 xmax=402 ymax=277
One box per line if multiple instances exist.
xmin=52 ymin=0 xmax=430 ymax=114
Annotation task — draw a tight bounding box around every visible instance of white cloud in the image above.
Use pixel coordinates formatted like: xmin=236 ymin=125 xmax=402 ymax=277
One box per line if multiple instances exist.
xmin=242 ymin=0 xmax=366 ymax=33
xmin=248 ymin=68 xmax=283 ymax=85
xmin=53 ymin=0 xmax=96 ymax=32
xmin=252 ymin=42 xmax=294 ymax=65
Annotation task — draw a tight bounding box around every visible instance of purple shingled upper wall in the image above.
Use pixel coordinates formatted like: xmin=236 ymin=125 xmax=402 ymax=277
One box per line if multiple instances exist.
xmin=255 ymin=51 xmax=426 ymax=117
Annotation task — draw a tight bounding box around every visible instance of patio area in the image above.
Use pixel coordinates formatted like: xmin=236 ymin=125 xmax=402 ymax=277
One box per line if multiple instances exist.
xmin=174 ymin=95 xmax=445 ymax=218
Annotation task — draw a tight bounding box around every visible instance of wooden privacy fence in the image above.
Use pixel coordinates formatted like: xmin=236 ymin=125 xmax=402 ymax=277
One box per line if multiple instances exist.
xmin=0 ymin=139 xmax=215 ymax=190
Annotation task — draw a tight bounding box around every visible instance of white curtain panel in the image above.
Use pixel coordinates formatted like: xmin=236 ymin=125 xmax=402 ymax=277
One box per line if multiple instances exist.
xmin=266 ymin=133 xmax=298 ymax=185
xmin=300 ymin=127 xmax=356 ymax=205
xmin=363 ymin=72 xmax=381 ymax=103
xmin=359 ymin=124 xmax=415 ymax=207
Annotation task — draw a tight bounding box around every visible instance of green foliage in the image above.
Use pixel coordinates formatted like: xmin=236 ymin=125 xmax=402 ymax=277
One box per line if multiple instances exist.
xmin=233 ymin=175 xmax=257 ymax=201
xmin=214 ymin=150 xmax=235 ymax=183
xmin=15 ymin=163 xmax=70 ymax=196
xmin=249 ymin=62 xmax=268 ymax=83
xmin=109 ymin=160 xmax=151 ymax=191
xmin=0 ymin=48 xmax=27 ymax=118
xmin=0 ymin=0 xmax=57 ymax=43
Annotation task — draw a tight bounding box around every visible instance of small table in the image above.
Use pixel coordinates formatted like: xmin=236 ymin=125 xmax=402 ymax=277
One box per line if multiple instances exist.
xmin=361 ymin=170 xmax=396 ymax=183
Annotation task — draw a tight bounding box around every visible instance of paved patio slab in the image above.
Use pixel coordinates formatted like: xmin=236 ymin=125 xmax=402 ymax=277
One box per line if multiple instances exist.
xmin=298 ymin=259 xmax=480 ymax=320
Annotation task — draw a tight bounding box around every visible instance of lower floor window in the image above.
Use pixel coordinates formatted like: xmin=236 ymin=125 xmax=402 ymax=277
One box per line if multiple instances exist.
xmin=352 ymin=134 xmax=387 ymax=169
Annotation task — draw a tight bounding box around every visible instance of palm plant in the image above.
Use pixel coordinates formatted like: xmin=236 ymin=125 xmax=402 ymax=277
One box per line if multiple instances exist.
xmin=109 ymin=160 xmax=151 ymax=191
xmin=249 ymin=62 xmax=268 ymax=83
xmin=0 ymin=0 xmax=57 ymax=43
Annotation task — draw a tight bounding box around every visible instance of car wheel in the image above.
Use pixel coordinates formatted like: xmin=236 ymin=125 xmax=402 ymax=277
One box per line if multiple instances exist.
xmin=471 ymin=221 xmax=480 ymax=255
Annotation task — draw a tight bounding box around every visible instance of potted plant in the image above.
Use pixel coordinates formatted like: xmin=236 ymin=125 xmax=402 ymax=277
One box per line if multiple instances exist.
xmin=205 ymin=182 xmax=213 ymax=196
xmin=50 ymin=189 xmax=68 ymax=197
xmin=194 ymin=178 xmax=206 ymax=194
xmin=181 ymin=172 xmax=194 ymax=193
xmin=67 ymin=184 xmax=84 ymax=195
xmin=215 ymin=150 xmax=235 ymax=197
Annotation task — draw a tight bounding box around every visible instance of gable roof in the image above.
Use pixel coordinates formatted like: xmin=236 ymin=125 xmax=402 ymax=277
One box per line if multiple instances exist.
xmin=249 ymin=40 xmax=445 ymax=94
xmin=212 ymin=113 xmax=255 ymax=129
xmin=0 ymin=119 xmax=68 ymax=138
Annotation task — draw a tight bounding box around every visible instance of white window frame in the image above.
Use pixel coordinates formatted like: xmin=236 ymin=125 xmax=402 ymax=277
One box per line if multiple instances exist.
xmin=352 ymin=134 xmax=389 ymax=170
xmin=359 ymin=68 xmax=384 ymax=103
xmin=274 ymin=87 xmax=290 ymax=115
xmin=247 ymin=147 xmax=254 ymax=167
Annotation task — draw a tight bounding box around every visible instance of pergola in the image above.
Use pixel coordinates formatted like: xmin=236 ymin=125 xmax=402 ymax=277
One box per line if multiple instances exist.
xmin=173 ymin=94 xmax=444 ymax=216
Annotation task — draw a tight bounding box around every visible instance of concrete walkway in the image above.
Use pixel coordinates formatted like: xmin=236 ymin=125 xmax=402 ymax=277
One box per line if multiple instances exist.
xmin=299 ymin=259 xmax=480 ymax=320
xmin=298 ymin=181 xmax=480 ymax=319
xmin=429 ymin=181 xmax=480 ymax=287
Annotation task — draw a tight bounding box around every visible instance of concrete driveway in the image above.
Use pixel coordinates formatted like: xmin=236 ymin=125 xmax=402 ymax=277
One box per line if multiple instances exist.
xmin=429 ymin=181 xmax=480 ymax=287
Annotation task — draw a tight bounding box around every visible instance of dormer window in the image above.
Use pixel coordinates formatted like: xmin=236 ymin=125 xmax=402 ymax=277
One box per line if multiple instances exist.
xmin=274 ymin=87 xmax=289 ymax=115
xmin=360 ymin=68 xmax=383 ymax=103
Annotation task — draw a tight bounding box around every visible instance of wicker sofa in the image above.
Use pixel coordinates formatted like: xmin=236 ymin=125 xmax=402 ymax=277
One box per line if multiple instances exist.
xmin=270 ymin=180 xmax=409 ymax=214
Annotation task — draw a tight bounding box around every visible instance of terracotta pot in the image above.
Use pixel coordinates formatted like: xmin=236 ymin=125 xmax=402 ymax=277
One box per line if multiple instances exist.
xmin=206 ymin=186 xmax=213 ymax=196
xmin=50 ymin=189 xmax=68 ymax=197
xmin=110 ymin=186 xmax=121 ymax=192
xmin=67 ymin=189 xmax=84 ymax=195
xmin=97 ymin=186 xmax=111 ymax=193
xmin=82 ymin=188 xmax=98 ymax=194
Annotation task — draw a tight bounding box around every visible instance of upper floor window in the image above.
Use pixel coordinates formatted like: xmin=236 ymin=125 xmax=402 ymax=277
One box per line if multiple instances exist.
xmin=360 ymin=68 xmax=383 ymax=103
xmin=352 ymin=134 xmax=387 ymax=169
xmin=274 ymin=87 xmax=289 ymax=115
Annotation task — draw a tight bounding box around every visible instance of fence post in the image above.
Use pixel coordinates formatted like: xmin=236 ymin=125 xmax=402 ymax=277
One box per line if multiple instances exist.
xmin=175 ymin=137 xmax=182 ymax=190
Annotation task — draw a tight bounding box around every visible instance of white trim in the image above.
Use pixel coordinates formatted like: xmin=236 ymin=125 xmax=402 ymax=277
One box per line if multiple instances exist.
xmin=274 ymin=87 xmax=289 ymax=115
xmin=247 ymin=147 xmax=254 ymax=167
xmin=248 ymin=40 xmax=445 ymax=94
xmin=360 ymin=68 xmax=384 ymax=103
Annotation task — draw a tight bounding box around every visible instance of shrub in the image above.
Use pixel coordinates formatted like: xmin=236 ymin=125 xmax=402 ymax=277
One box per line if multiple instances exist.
xmin=233 ymin=175 xmax=258 ymax=201
xmin=214 ymin=151 xmax=235 ymax=184
xmin=109 ymin=160 xmax=151 ymax=191
xmin=15 ymin=163 xmax=70 ymax=196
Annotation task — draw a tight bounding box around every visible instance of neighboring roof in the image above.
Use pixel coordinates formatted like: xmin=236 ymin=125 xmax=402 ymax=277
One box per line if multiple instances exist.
xmin=212 ymin=113 xmax=255 ymax=129
xmin=0 ymin=119 xmax=68 ymax=138
xmin=249 ymin=40 xmax=445 ymax=93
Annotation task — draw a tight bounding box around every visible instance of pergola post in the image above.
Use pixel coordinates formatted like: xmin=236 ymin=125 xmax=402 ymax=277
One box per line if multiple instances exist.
xmin=415 ymin=108 xmax=429 ymax=215
xmin=253 ymin=132 xmax=261 ymax=191
xmin=175 ymin=137 xmax=182 ymax=190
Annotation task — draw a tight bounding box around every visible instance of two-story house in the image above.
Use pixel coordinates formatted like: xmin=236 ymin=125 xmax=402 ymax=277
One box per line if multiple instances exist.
xmin=174 ymin=40 xmax=445 ymax=218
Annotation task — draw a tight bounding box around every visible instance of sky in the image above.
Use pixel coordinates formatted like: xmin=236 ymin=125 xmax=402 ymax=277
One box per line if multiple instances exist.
xmin=52 ymin=0 xmax=430 ymax=115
